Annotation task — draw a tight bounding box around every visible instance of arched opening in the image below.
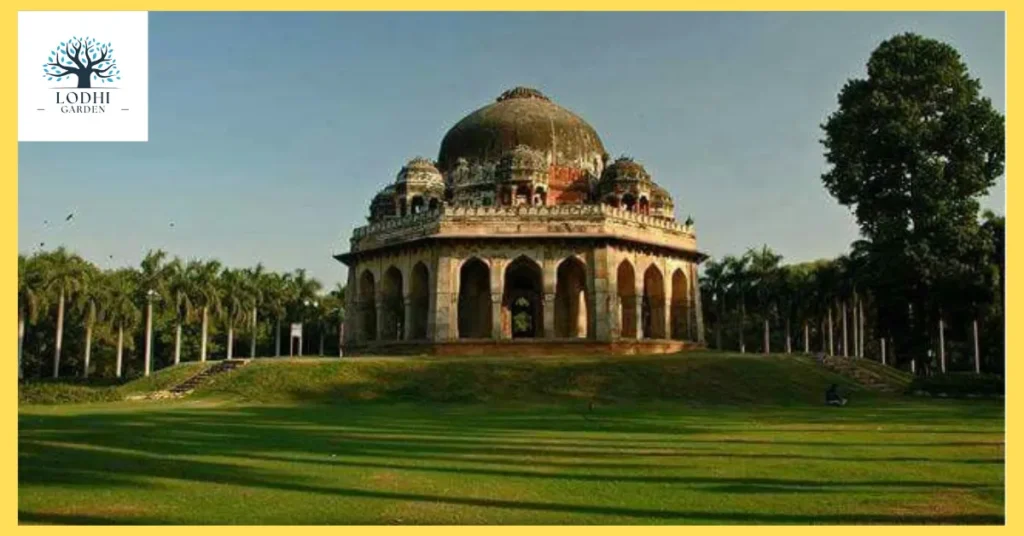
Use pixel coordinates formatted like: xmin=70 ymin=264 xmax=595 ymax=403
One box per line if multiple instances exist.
xmin=458 ymin=258 xmax=491 ymax=339
xmin=500 ymin=188 xmax=512 ymax=206
xmin=409 ymin=262 xmax=430 ymax=340
xmin=398 ymin=198 xmax=408 ymax=217
xmin=605 ymin=196 xmax=620 ymax=209
xmin=616 ymin=261 xmax=637 ymax=339
xmin=428 ymin=198 xmax=440 ymax=211
xmin=381 ymin=266 xmax=404 ymax=340
xmin=643 ymin=265 xmax=666 ymax=339
xmin=671 ymin=268 xmax=688 ymax=340
xmin=358 ymin=270 xmax=377 ymax=342
xmin=555 ymin=257 xmax=589 ymax=338
xmin=411 ymin=196 xmax=425 ymax=214
xmin=622 ymin=194 xmax=636 ymax=212
xmin=504 ymin=256 xmax=543 ymax=338
xmin=515 ymin=185 xmax=532 ymax=206
xmin=639 ymin=196 xmax=650 ymax=215
xmin=534 ymin=187 xmax=547 ymax=206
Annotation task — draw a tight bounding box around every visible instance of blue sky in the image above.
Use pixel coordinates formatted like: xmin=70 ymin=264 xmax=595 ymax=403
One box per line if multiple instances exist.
xmin=18 ymin=11 xmax=1005 ymax=288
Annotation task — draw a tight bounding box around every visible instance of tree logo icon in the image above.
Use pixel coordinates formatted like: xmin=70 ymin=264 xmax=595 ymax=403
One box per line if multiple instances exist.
xmin=42 ymin=36 xmax=121 ymax=89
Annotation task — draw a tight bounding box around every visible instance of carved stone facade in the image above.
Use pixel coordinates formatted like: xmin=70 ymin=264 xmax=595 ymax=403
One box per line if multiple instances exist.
xmin=336 ymin=88 xmax=706 ymax=355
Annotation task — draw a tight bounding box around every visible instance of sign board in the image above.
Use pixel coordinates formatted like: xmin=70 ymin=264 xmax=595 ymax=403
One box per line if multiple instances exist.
xmin=290 ymin=323 xmax=302 ymax=338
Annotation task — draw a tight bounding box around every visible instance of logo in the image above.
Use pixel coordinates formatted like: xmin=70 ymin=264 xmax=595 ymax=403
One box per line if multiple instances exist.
xmin=43 ymin=36 xmax=123 ymax=114
xmin=19 ymin=11 xmax=148 ymax=142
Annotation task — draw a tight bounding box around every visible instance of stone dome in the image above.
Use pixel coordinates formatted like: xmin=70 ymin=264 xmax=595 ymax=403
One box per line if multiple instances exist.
xmin=437 ymin=87 xmax=607 ymax=175
xmin=396 ymin=157 xmax=445 ymax=192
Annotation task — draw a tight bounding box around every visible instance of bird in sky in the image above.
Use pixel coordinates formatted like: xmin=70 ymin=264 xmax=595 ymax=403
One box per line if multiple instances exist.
xmin=65 ymin=213 xmax=74 ymax=221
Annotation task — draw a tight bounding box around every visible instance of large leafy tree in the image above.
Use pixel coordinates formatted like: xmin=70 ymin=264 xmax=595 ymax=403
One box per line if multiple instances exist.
xmin=189 ymin=260 xmax=223 ymax=362
xmin=747 ymin=245 xmax=783 ymax=354
xmin=820 ymin=33 xmax=1004 ymax=369
xmin=700 ymin=258 xmax=728 ymax=350
xmin=219 ymin=268 xmax=254 ymax=360
xmin=166 ymin=258 xmax=196 ymax=366
xmin=73 ymin=263 xmax=105 ymax=378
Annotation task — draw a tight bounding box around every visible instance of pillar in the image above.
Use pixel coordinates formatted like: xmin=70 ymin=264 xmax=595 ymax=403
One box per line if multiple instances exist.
xmin=403 ymin=297 xmax=414 ymax=340
xmin=491 ymin=293 xmax=503 ymax=340
xmin=591 ymin=246 xmax=612 ymax=342
xmin=433 ymin=256 xmax=455 ymax=341
xmin=375 ymin=291 xmax=386 ymax=341
xmin=543 ymin=293 xmax=556 ymax=338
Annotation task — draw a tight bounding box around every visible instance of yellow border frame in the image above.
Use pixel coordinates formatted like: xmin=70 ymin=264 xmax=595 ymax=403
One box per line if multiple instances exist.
xmin=7 ymin=4 xmax=1015 ymax=532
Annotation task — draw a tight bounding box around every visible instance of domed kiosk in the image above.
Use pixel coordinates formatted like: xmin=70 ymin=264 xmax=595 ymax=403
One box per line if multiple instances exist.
xmin=336 ymin=87 xmax=706 ymax=355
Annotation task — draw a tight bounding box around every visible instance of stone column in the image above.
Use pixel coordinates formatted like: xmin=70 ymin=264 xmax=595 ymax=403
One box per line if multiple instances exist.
xmin=592 ymin=247 xmax=612 ymax=342
xmin=543 ymin=293 xmax=556 ymax=338
xmin=375 ymin=292 xmax=386 ymax=341
xmin=491 ymin=293 xmax=503 ymax=340
xmin=426 ymin=262 xmax=437 ymax=342
xmin=662 ymin=293 xmax=672 ymax=340
xmin=635 ymin=280 xmax=644 ymax=340
xmin=403 ymin=297 xmax=414 ymax=341
xmin=433 ymin=255 xmax=454 ymax=341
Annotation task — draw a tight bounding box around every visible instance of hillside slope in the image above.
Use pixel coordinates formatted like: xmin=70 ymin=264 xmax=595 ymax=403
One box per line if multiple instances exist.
xmin=191 ymin=352 xmax=899 ymax=405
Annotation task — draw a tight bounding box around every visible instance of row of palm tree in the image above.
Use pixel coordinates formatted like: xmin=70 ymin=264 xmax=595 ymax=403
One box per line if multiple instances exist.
xmin=700 ymin=232 xmax=1004 ymax=375
xmin=18 ymin=247 xmax=346 ymax=381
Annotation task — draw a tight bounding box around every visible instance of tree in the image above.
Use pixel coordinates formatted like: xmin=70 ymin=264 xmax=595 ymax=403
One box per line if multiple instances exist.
xmin=18 ymin=255 xmax=46 ymax=380
xmin=43 ymin=36 xmax=121 ymax=88
xmin=219 ymin=268 xmax=253 ymax=360
xmin=38 ymin=247 xmax=89 ymax=378
xmin=106 ymin=270 xmax=140 ymax=378
xmin=245 ymin=264 xmax=267 ymax=358
xmin=189 ymin=260 xmax=223 ymax=362
xmin=73 ymin=264 xmax=105 ymax=378
xmin=747 ymin=245 xmax=783 ymax=354
xmin=700 ymin=258 xmax=728 ymax=350
xmin=821 ymin=33 xmax=1004 ymax=370
xmin=166 ymin=258 xmax=196 ymax=366
xmin=260 ymin=272 xmax=289 ymax=357
xmin=329 ymin=283 xmax=347 ymax=356
xmin=138 ymin=250 xmax=171 ymax=376
xmin=287 ymin=269 xmax=323 ymax=354
xmin=723 ymin=254 xmax=751 ymax=353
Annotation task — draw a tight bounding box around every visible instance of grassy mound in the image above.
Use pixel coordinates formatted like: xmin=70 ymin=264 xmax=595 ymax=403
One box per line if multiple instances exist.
xmin=19 ymin=362 xmax=213 ymax=405
xmin=193 ymin=352 xmax=894 ymax=406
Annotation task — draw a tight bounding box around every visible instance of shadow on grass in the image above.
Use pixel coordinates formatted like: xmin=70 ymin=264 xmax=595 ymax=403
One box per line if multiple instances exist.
xmin=18 ymin=401 xmax=1005 ymax=525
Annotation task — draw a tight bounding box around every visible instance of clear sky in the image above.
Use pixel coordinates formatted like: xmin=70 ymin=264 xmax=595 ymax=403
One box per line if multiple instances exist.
xmin=18 ymin=11 xmax=1005 ymax=289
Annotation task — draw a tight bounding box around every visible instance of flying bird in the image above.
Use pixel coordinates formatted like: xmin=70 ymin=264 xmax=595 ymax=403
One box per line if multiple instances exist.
xmin=39 ymin=242 xmax=45 ymax=248
xmin=43 ymin=220 xmax=49 ymax=225
xmin=65 ymin=213 xmax=74 ymax=221
xmin=169 ymin=222 xmax=175 ymax=227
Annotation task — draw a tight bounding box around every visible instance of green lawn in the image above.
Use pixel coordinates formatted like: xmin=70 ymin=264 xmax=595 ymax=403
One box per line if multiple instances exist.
xmin=19 ymin=396 xmax=1004 ymax=524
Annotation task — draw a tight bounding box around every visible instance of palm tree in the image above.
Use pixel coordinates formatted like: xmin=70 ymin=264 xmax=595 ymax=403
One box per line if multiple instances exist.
xmin=18 ymin=255 xmax=45 ymax=381
xmin=38 ymin=247 xmax=89 ymax=378
xmin=73 ymin=265 xmax=105 ymax=378
xmin=261 ymin=272 xmax=289 ymax=357
xmin=219 ymin=268 xmax=253 ymax=360
xmin=189 ymin=260 xmax=223 ymax=362
xmin=700 ymin=259 xmax=728 ymax=350
xmin=724 ymin=254 xmax=751 ymax=353
xmin=287 ymin=269 xmax=323 ymax=355
xmin=138 ymin=250 xmax=171 ymax=376
xmin=166 ymin=258 xmax=196 ymax=365
xmin=747 ymin=245 xmax=782 ymax=355
xmin=106 ymin=270 xmax=141 ymax=378
xmin=245 ymin=264 xmax=266 ymax=358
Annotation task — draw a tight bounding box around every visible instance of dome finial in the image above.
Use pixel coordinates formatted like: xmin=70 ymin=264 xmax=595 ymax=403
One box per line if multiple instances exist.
xmin=496 ymin=87 xmax=549 ymax=102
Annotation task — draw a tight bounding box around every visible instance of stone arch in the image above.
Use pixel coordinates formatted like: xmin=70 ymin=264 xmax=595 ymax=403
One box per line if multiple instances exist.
xmin=616 ymin=260 xmax=637 ymax=339
xmin=411 ymin=196 xmax=425 ymax=214
xmin=639 ymin=196 xmax=650 ymax=215
xmin=504 ymin=255 xmax=543 ymax=339
xmin=622 ymin=193 xmax=636 ymax=212
xmin=555 ymin=256 xmax=589 ymax=338
xmin=671 ymin=268 xmax=688 ymax=340
xmin=605 ymin=195 xmax=620 ymax=209
xmin=643 ymin=264 xmax=666 ymax=339
xmin=534 ymin=186 xmax=547 ymax=206
xmin=515 ymin=185 xmax=531 ymax=206
xmin=358 ymin=270 xmax=377 ymax=342
xmin=428 ymin=198 xmax=440 ymax=211
xmin=409 ymin=262 xmax=430 ymax=340
xmin=458 ymin=258 xmax=491 ymax=339
xmin=381 ymin=266 xmax=404 ymax=340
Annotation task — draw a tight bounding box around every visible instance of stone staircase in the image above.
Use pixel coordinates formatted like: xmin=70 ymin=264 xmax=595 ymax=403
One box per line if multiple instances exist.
xmin=820 ymin=355 xmax=901 ymax=393
xmin=131 ymin=359 xmax=250 ymax=400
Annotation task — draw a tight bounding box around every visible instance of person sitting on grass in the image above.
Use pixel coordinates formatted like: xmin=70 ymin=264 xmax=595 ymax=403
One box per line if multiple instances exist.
xmin=826 ymin=384 xmax=847 ymax=406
